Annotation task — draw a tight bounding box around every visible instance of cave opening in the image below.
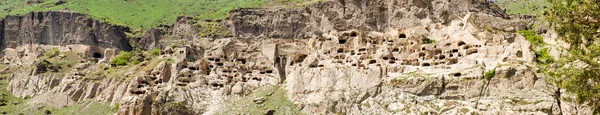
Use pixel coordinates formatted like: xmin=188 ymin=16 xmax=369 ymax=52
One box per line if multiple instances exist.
xmin=92 ymin=52 xmax=103 ymax=58
xmin=338 ymin=39 xmax=347 ymax=44
xmin=350 ymin=31 xmax=358 ymax=37
xmin=399 ymin=34 xmax=407 ymax=38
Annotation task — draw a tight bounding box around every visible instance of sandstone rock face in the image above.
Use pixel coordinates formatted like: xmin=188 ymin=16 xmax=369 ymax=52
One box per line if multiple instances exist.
xmin=0 ymin=0 xmax=593 ymax=115
xmin=229 ymin=0 xmax=505 ymax=39
xmin=0 ymin=11 xmax=132 ymax=51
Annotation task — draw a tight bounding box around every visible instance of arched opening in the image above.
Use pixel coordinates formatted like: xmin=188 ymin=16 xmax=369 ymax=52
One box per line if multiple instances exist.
xmin=359 ymin=48 xmax=367 ymax=52
xmin=453 ymin=73 xmax=462 ymax=77
xmin=422 ymin=63 xmax=430 ymax=66
xmin=392 ymin=48 xmax=400 ymax=52
xmin=338 ymin=39 xmax=347 ymax=44
xmin=238 ymin=59 xmax=247 ymax=64
xmin=369 ymin=60 xmax=377 ymax=64
xmin=211 ymin=83 xmax=221 ymax=87
xmin=419 ymin=52 xmax=426 ymax=57
xmin=399 ymin=34 xmax=407 ymax=39
xmin=350 ymin=31 xmax=358 ymax=37
xmin=93 ymin=52 xmax=103 ymax=58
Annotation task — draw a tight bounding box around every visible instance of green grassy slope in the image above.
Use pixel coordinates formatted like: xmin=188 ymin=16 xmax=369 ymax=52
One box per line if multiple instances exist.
xmin=0 ymin=0 xmax=313 ymax=29
xmin=496 ymin=0 xmax=551 ymax=15
xmin=219 ymin=85 xmax=304 ymax=115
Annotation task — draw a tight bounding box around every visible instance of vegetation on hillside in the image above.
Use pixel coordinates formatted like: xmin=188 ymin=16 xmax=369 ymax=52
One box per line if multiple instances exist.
xmin=516 ymin=30 xmax=555 ymax=64
xmin=111 ymin=51 xmax=133 ymax=66
xmin=497 ymin=0 xmax=551 ymax=15
xmin=220 ymin=85 xmax=304 ymax=115
xmin=0 ymin=0 xmax=314 ymax=29
xmin=545 ymin=0 xmax=600 ymax=113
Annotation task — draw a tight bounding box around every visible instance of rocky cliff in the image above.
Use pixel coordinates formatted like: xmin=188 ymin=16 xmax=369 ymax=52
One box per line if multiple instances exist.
xmin=0 ymin=11 xmax=132 ymax=52
xmin=0 ymin=0 xmax=592 ymax=115
xmin=229 ymin=0 xmax=511 ymax=39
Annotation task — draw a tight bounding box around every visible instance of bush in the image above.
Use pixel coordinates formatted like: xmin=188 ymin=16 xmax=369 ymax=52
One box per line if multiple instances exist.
xmin=421 ymin=38 xmax=436 ymax=44
xmin=534 ymin=48 xmax=554 ymax=64
xmin=133 ymin=60 xmax=141 ymax=65
xmin=484 ymin=68 xmax=496 ymax=81
xmin=114 ymin=103 xmax=120 ymax=111
xmin=45 ymin=48 xmax=60 ymax=58
xmin=111 ymin=52 xmax=132 ymax=66
xmin=517 ymin=30 xmax=544 ymax=46
xmin=150 ymin=48 xmax=161 ymax=56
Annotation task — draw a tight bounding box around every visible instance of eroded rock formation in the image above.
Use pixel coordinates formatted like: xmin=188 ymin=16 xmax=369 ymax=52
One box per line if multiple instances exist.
xmin=0 ymin=0 xmax=592 ymax=115
xmin=0 ymin=11 xmax=132 ymax=52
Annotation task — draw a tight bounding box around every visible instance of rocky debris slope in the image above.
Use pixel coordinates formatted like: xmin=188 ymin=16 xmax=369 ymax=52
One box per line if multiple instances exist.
xmin=0 ymin=0 xmax=593 ymax=115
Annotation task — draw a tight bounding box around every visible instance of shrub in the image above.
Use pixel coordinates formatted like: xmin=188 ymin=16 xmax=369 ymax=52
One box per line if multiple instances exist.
xmin=111 ymin=52 xmax=132 ymax=66
xmin=421 ymin=38 xmax=436 ymax=44
xmin=484 ymin=68 xmax=496 ymax=81
xmin=534 ymin=48 xmax=554 ymax=64
xmin=45 ymin=48 xmax=60 ymax=58
xmin=114 ymin=103 xmax=120 ymax=111
xmin=517 ymin=30 xmax=544 ymax=46
xmin=150 ymin=48 xmax=161 ymax=56
xmin=133 ymin=60 xmax=141 ymax=65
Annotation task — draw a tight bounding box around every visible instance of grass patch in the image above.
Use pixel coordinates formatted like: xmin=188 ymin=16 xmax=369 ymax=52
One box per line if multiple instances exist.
xmin=219 ymin=85 xmax=304 ymax=115
xmin=0 ymin=73 xmax=27 ymax=114
xmin=517 ymin=30 xmax=544 ymax=46
xmin=496 ymin=0 xmax=551 ymax=15
xmin=534 ymin=48 xmax=554 ymax=64
xmin=149 ymin=48 xmax=161 ymax=56
xmin=44 ymin=48 xmax=60 ymax=58
xmin=37 ymin=51 xmax=82 ymax=77
xmin=1 ymin=0 xmax=316 ymax=29
xmin=196 ymin=21 xmax=232 ymax=38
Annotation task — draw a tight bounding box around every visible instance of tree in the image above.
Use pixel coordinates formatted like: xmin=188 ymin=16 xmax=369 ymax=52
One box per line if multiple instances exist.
xmin=546 ymin=0 xmax=600 ymax=113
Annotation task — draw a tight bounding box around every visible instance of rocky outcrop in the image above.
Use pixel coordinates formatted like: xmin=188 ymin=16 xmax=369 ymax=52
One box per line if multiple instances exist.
xmin=0 ymin=0 xmax=593 ymax=115
xmin=229 ymin=0 xmax=507 ymax=39
xmin=0 ymin=11 xmax=132 ymax=51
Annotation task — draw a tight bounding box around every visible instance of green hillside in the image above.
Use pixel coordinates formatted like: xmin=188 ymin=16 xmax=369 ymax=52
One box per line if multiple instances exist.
xmin=0 ymin=0 xmax=311 ymax=29
xmin=496 ymin=0 xmax=551 ymax=15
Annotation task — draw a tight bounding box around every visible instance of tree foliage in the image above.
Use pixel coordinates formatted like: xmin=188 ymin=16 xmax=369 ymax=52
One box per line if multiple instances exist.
xmin=111 ymin=52 xmax=132 ymax=66
xmin=546 ymin=0 xmax=600 ymax=113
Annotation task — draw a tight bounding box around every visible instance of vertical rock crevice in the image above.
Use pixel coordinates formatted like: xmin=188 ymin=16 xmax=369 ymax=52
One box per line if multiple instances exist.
xmin=0 ymin=19 xmax=4 ymax=50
